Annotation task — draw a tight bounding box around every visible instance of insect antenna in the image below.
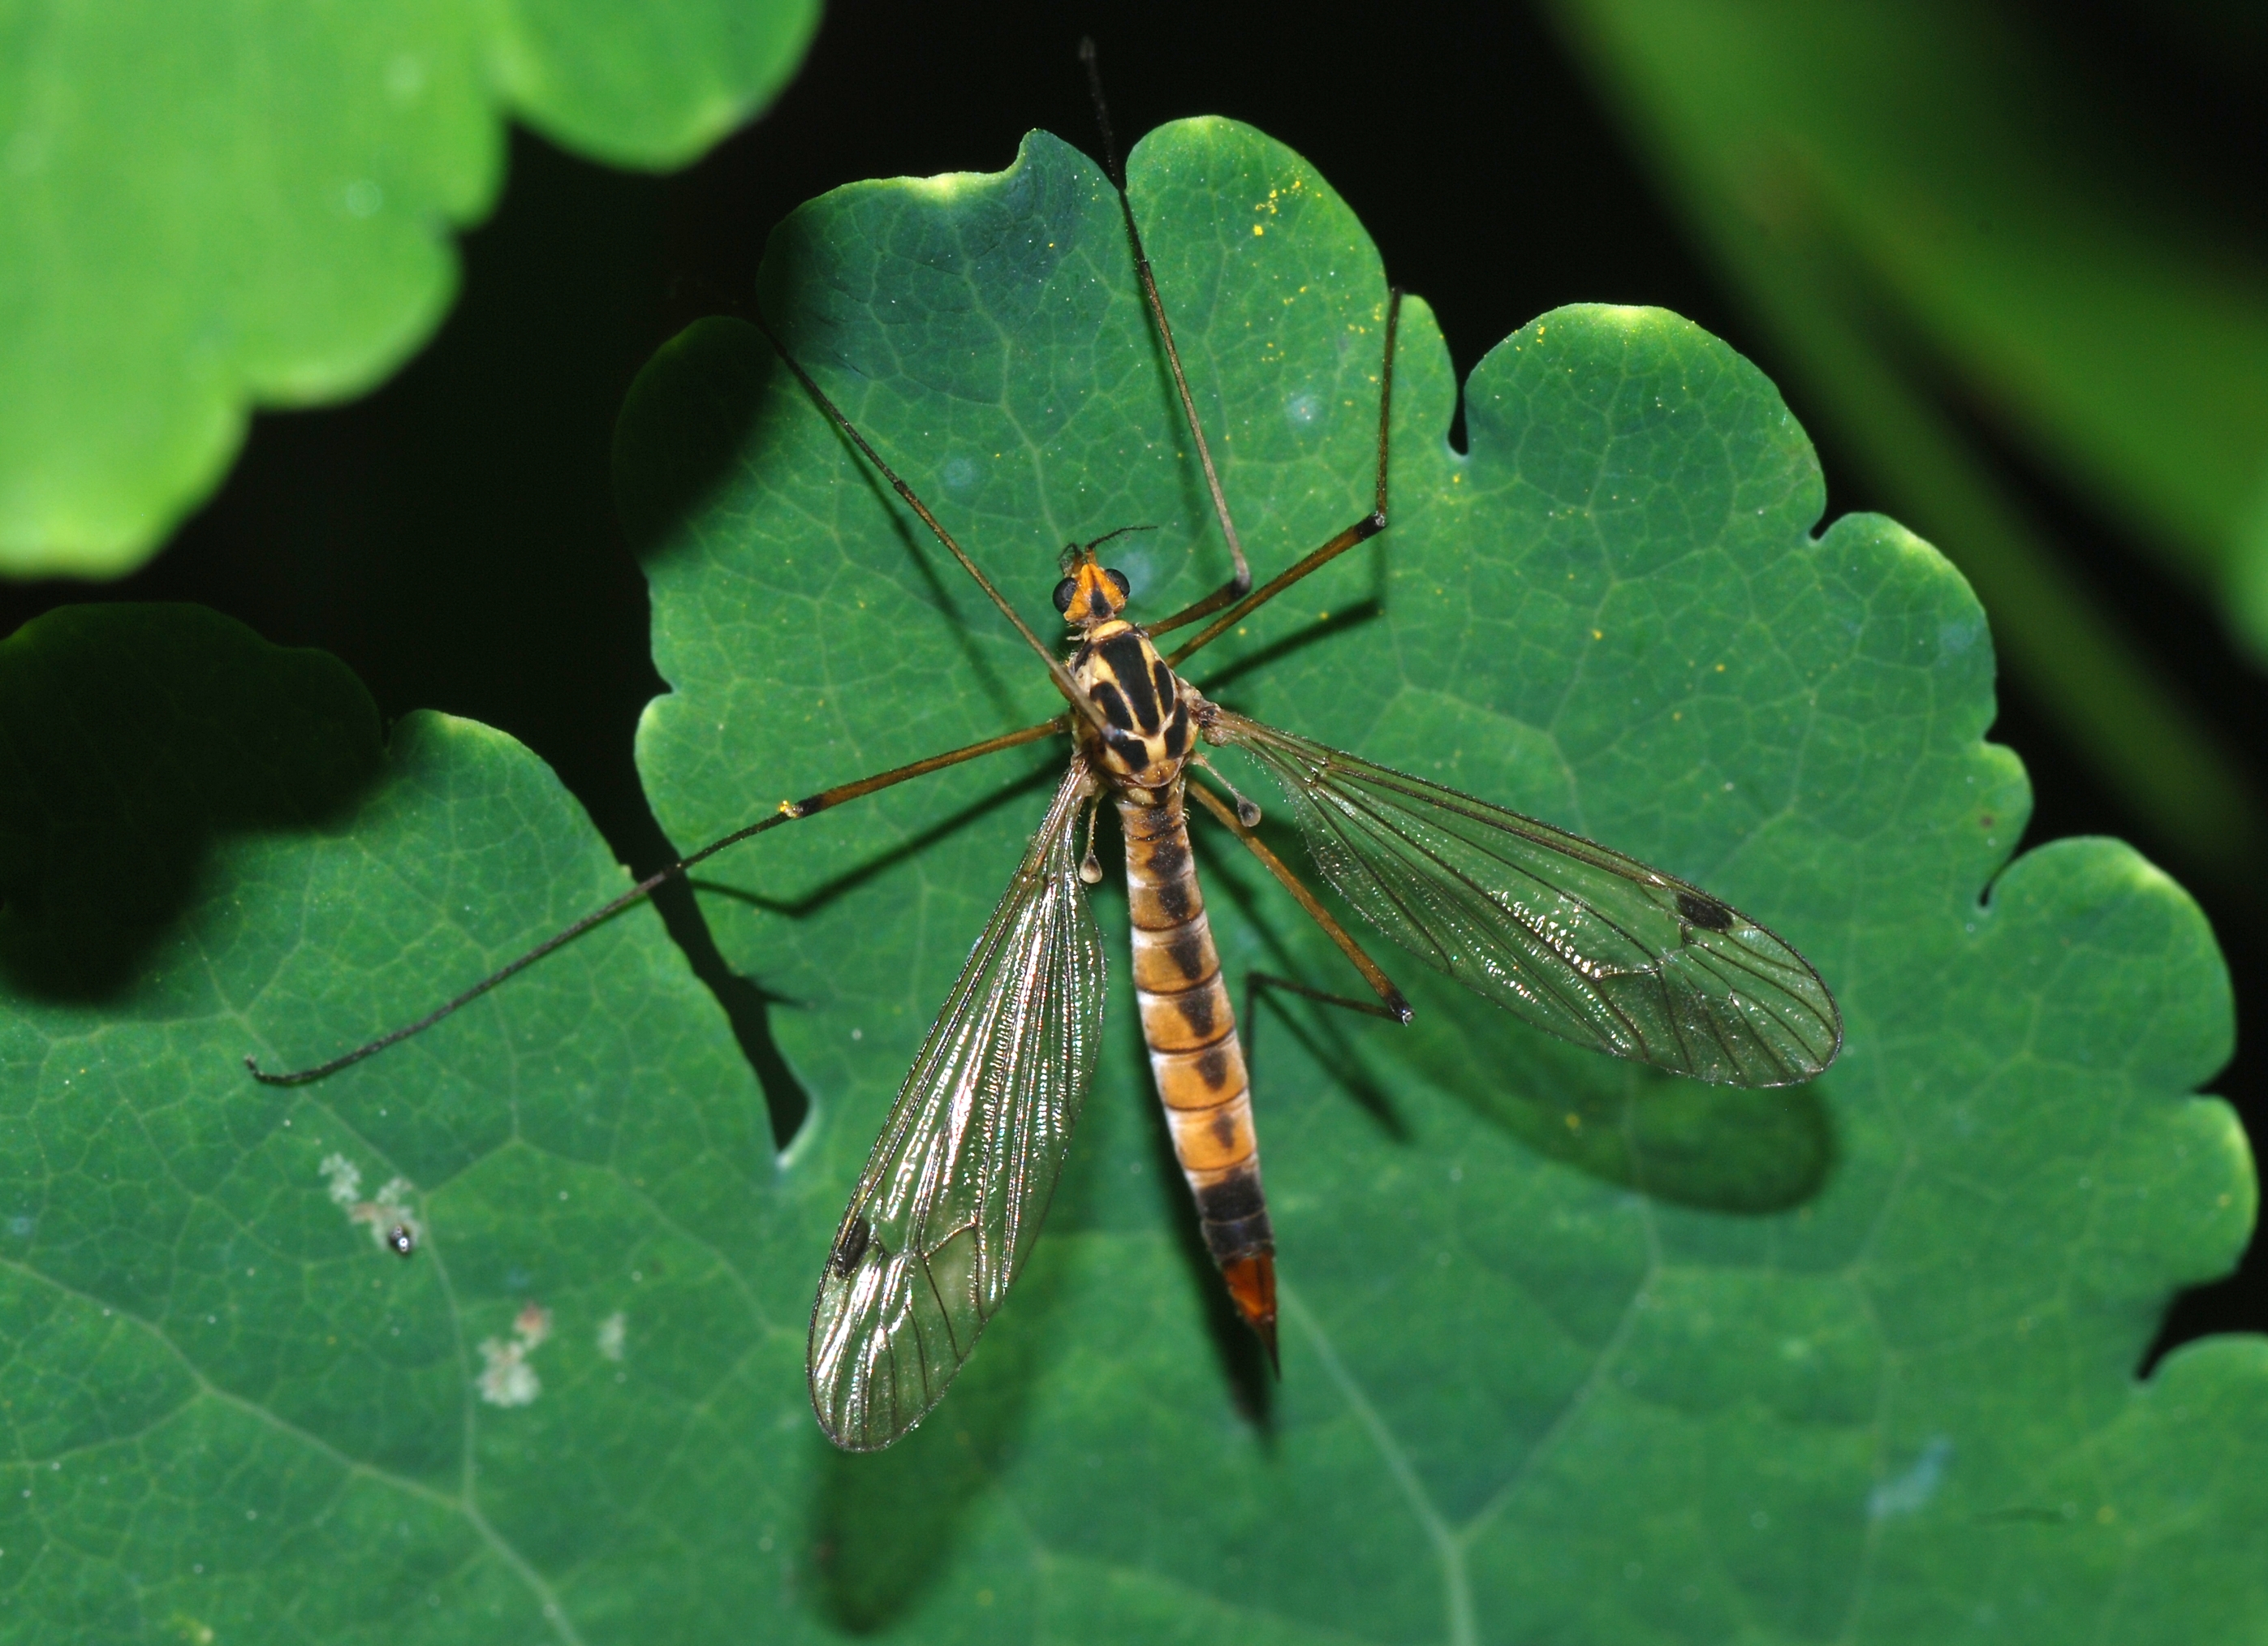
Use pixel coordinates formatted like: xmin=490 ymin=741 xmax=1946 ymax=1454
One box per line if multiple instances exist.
xmin=1079 ymin=37 xmax=1253 ymax=636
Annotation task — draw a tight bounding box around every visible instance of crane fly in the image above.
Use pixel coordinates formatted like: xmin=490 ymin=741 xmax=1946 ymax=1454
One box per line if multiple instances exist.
xmin=248 ymin=46 xmax=1842 ymax=1453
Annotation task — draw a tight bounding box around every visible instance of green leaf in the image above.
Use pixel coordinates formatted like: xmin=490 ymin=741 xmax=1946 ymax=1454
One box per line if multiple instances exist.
xmin=2 ymin=118 xmax=2261 ymax=1640
xmin=0 ymin=0 xmax=818 ymax=577
xmin=1539 ymin=0 xmax=2268 ymax=876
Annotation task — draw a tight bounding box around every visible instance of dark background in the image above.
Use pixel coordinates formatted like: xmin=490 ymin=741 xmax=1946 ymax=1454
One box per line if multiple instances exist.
xmin=2 ymin=0 xmax=2257 ymax=1363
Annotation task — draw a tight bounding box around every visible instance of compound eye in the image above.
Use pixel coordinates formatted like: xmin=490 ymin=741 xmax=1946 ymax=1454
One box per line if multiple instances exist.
xmin=1104 ymin=568 xmax=1132 ymax=601
xmin=1053 ymin=575 xmax=1079 ymax=614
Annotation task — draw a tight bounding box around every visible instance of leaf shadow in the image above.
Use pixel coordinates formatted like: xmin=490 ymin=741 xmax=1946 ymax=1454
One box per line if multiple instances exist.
xmin=619 ymin=304 xmax=1031 ymax=730
xmin=639 ymin=871 xmax=813 ymax=1149
xmin=1393 ymin=980 xmax=1837 ymax=1214
xmin=802 ymin=1092 xmax=1094 ymax=1634
xmin=821 ymin=422 xmax=1030 ymax=731
xmin=684 ymin=754 xmax=1062 ymax=920
xmin=1120 ymin=967 xmax=1280 ymax=1445
xmin=1185 ymin=803 xmax=1834 ymax=1216
xmin=1188 ymin=818 xmax=1411 ymax=1144
xmin=1187 ymin=599 xmax=1383 ymax=699
xmin=0 ymin=605 xmax=383 ymax=1002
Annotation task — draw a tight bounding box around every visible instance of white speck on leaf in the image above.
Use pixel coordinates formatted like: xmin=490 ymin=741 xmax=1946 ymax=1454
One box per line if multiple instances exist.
xmin=319 ymin=1153 xmax=360 ymax=1207
xmin=325 ymin=1156 xmax=421 ymax=1252
xmin=1869 ymin=1436 xmax=1953 ymax=1519
xmin=478 ymin=1303 xmax=554 ymax=1407
xmin=597 ymin=1312 xmax=627 ymax=1361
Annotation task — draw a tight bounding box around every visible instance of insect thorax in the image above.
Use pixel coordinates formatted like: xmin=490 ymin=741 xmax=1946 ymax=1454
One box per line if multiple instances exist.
xmin=1069 ymin=620 xmax=1197 ymax=791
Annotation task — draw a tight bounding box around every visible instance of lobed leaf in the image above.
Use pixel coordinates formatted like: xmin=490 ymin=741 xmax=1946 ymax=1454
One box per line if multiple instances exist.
xmin=0 ymin=118 xmax=2257 ymax=1640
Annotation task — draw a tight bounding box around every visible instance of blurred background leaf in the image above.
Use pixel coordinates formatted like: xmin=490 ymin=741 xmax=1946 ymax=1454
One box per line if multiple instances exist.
xmin=1542 ymin=0 xmax=2268 ymax=881
xmin=0 ymin=0 xmax=818 ymax=576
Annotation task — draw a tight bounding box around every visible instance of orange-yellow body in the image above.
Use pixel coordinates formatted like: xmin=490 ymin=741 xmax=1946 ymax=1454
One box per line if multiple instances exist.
xmin=1057 ymin=554 xmax=1278 ymax=1356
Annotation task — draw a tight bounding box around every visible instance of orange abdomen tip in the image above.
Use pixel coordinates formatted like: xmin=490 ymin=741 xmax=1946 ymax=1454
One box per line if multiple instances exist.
xmin=1219 ymin=1252 xmax=1279 ymax=1373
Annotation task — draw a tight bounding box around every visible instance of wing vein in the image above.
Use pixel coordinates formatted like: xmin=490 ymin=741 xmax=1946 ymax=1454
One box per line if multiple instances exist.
xmin=808 ymin=760 xmax=1106 ymax=1449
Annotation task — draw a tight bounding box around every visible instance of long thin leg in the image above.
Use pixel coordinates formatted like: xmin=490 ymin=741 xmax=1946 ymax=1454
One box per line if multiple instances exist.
xmin=1241 ymin=972 xmax=1410 ymax=1139
xmin=1185 ymin=776 xmax=1411 ymax=1023
xmin=752 ymin=321 xmax=1109 ymax=738
xmin=246 ymin=717 xmax=1065 ymax=1086
xmin=1166 ymin=290 xmax=1403 ymax=665
xmin=1247 ymin=972 xmax=1409 ymax=1024
xmin=1080 ymin=39 xmax=1251 ymax=633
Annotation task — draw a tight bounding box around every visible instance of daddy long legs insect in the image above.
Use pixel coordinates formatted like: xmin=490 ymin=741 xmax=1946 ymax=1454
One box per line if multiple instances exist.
xmin=249 ymin=45 xmax=1842 ymax=1451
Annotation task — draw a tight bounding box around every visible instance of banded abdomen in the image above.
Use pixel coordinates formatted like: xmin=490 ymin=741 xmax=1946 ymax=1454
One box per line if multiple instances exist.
xmin=1119 ymin=783 xmax=1278 ymax=1359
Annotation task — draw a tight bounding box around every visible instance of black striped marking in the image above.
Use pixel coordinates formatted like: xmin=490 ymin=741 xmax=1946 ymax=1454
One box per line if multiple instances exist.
xmin=1093 ymin=680 xmax=1135 ymax=730
xmin=1147 ymin=877 xmax=1193 ymax=923
xmin=1171 ymin=988 xmax=1219 ymax=1040
xmin=1162 ymin=701 xmax=1190 ymax=757
xmin=1195 ymin=1173 xmax=1273 ymax=1262
xmin=1144 ymin=834 xmax=1188 ymax=880
xmin=1098 ymin=633 xmax=1160 ymax=730
xmin=1163 ymin=929 xmax=1212 ymax=980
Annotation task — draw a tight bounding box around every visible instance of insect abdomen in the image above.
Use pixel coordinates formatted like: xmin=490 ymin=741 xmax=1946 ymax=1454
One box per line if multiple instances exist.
xmin=1120 ymin=786 xmax=1278 ymax=1360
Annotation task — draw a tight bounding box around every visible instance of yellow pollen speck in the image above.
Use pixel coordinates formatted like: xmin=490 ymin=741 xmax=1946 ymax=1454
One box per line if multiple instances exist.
xmin=1564 ymin=1112 xmax=1582 ymax=1131
xmin=1253 ymin=223 xmax=1265 ymax=236
xmin=1673 ymin=710 xmax=1683 ymax=720
xmin=1715 ymin=662 xmax=1726 ymax=672
xmin=1592 ymin=629 xmax=1604 ymax=640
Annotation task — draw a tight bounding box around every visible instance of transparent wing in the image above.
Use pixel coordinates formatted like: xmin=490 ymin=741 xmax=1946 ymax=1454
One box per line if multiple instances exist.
xmin=808 ymin=761 xmax=1106 ymax=1450
xmin=1207 ymin=711 xmax=1840 ymax=1087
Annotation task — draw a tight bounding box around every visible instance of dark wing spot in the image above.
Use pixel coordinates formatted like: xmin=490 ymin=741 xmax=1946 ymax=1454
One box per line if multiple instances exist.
xmin=1099 ymin=633 xmax=1161 ymax=730
xmin=1675 ymin=890 xmax=1735 ymax=932
xmin=386 ymin=1224 xmax=416 ymax=1259
xmin=830 ymin=1214 xmax=872 ymax=1276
